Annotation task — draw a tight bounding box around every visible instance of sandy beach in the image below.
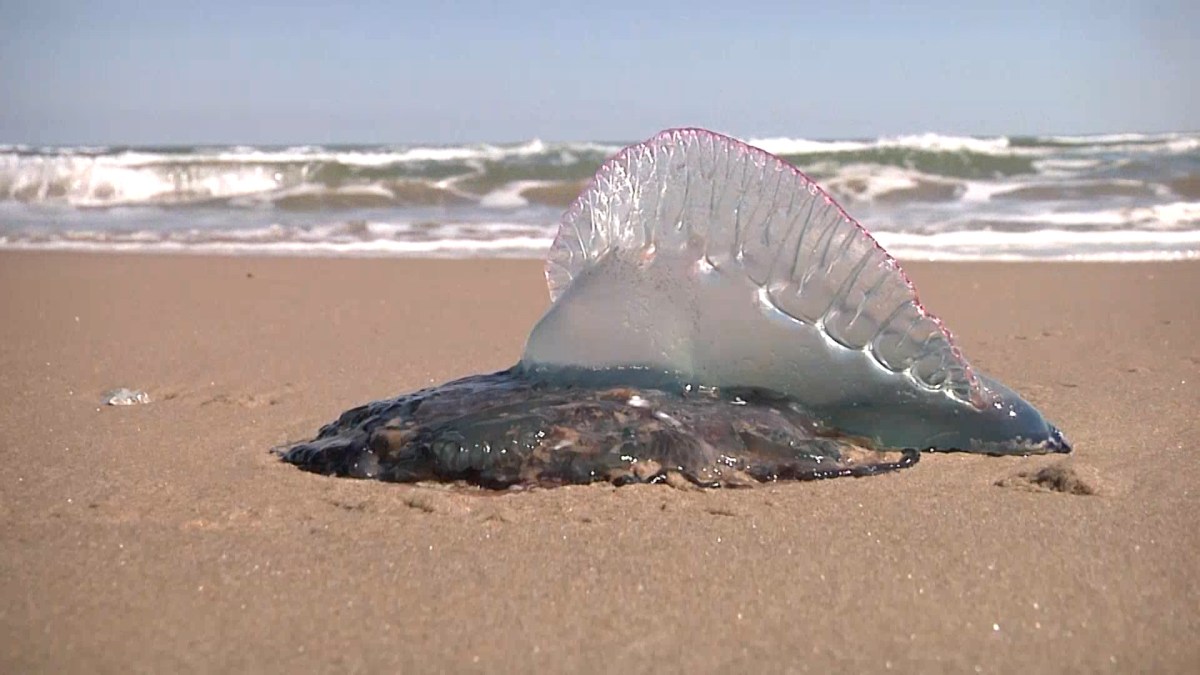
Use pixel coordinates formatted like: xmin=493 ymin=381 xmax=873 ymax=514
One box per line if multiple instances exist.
xmin=1 ymin=251 xmax=1197 ymax=673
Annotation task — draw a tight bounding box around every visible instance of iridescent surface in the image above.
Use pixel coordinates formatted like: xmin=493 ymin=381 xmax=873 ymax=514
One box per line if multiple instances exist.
xmin=282 ymin=368 xmax=917 ymax=488
xmin=282 ymin=128 xmax=1068 ymax=489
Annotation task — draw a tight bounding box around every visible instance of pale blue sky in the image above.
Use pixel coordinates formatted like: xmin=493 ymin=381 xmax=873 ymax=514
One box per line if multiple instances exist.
xmin=1 ymin=0 xmax=1194 ymax=145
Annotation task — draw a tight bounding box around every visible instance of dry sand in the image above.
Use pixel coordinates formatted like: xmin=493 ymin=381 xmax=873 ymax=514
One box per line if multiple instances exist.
xmin=1 ymin=251 xmax=1197 ymax=673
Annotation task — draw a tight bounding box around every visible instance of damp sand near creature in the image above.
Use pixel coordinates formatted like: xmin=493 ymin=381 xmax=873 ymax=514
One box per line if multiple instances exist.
xmin=280 ymin=129 xmax=1069 ymax=488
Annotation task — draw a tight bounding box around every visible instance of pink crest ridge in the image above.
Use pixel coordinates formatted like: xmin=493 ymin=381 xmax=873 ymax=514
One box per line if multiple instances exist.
xmin=546 ymin=128 xmax=989 ymax=410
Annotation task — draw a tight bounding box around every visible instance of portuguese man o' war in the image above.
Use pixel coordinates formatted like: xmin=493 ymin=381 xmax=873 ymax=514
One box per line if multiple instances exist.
xmin=281 ymin=128 xmax=1069 ymax=488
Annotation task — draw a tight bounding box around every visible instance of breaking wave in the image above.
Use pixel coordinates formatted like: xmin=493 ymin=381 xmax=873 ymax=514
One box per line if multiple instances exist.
xmin=2 ymin=131 xmax=1197 ymax=261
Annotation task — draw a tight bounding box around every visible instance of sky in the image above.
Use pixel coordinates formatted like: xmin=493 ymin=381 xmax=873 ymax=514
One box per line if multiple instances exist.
xmin=0 ymin=0 xmax=1195 ymax=145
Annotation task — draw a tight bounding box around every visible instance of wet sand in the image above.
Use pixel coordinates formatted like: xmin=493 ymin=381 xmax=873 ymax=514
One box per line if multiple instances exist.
xmin=1 ymin=251 xmax=1197 ymax=673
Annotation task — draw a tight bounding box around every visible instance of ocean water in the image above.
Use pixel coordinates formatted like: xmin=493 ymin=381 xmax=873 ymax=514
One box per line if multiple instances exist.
xmin=1 ymin=131 xmax=1197 ymax=261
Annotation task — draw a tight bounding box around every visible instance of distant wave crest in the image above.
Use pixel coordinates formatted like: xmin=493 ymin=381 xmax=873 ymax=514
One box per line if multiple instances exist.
xmin=1 ymin=131 xmax=1197 ymax=261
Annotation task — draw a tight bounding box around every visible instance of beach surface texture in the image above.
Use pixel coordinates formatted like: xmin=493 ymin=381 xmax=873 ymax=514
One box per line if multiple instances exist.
xmin=2 ymin=252 xmax=1197 ymax=672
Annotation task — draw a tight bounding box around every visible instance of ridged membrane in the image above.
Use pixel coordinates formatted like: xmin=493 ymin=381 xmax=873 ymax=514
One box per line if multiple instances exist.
xmin=541 ymin=128 xmax=980 ymax=403
xmin=525 ymin=128 xmax=1067 ymax=452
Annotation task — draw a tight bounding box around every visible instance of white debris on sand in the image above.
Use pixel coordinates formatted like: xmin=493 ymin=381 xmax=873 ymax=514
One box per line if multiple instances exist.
xmin=103 ymin=388 xmax=151 ymax=406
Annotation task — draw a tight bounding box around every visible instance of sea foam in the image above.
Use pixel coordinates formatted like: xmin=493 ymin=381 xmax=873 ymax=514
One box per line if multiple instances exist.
xmin=1 ymin=132 xmax=1197 ymax=261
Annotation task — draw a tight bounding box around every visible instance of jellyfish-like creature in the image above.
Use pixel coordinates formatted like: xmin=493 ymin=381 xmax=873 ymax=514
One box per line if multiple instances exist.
xmin=281 ymin=128 xmax=1069 ymax=488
